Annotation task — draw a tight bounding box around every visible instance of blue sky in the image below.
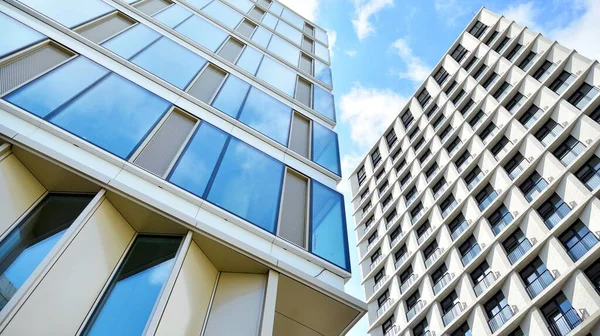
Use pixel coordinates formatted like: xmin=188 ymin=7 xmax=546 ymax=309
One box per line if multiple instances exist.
xmin=280 ymin=0 xmax=600 ymax=334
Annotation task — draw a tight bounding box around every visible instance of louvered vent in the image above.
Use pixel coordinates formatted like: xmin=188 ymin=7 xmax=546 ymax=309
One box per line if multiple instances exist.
xmin=218 ymin=38 xmax=244 ymax=63
xmin=278 ymin=170 xmax=308 ymax=248
xmin=289 ymin=113 xmax=310 ymax=158
xmin=77 ymin=13 xmax=135 ymax=43
xmin=134 ymin=0 xmax=170 ymax=16
xmin=188 ymin=65 xmax=227 ymax=103
xmin=236 ymin=19 xmax=256 ymax=38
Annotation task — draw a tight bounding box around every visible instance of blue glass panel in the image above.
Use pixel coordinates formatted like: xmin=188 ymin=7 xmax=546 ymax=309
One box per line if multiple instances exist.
xmin=267 ymin=36 xmax=299 ymax=65
xmin=315 ymin=29 xmax=328 ymax=45
xmin=225 ymin=0 xmax=253 ymax=13
xmin=206 ymin=139 xmax=284 ymax=233
xmin=238 ymin=87 xmax=292 ymax=145
xmin=18 ymin=0 xmax=113 ymax=28
xmin=212 ymin=75 xmax=251 ymax=118
xmin=186 ymin=0 xmax=211 ymax=9
xmin=281 ymin=9 xmax=304 ymax=29
xmin=256 ymin=57 xmax=296 ymax=96
xmin=83 ymin=236 xmax=181 ymax=336
xmin=102 ymin=24 xmax=160 ymax=59
xmin=313 ymin=85 xmax=335 ymax=121
xmin=4 ymin=57 xmax=109 ymax=118
xmin=236 ymin=46 xmax=263 ymax=75
xmin=49 ymin=73 xmax=170 ymax=159
xmin=261 ymin=13 xmax=278 ymax=29
xmin=131 ymin=37 xmax=206 ymax=89
xmin=0 ymin=194 xmax=92 ymax=310
xmin=174 ymin=15 xmax=228 ymax=52
xmin=0 ymin=13 xmax=45 ymax=58
xmin=152 ymin=4 xmax=192 ymax=28
xmin=312 ymin=123 xmax=341 ymax=175
xmin=274 ymin=21 xmax=302 ymax=44
xmin=310 ymin=181 xmax=350 ymax=271
xmin=269 ymin=2 xmax=283 ymax=15
xmin=314 ymin=61 xmax=332 ymax=86
xmin=251 ymin=27 xmax=272 ymax=48
xmin=202 ymin=1 xmax=242 ymax=29
xmin=315 ymin=42 xmax=330 ymax=63
xmin=169 ymin=122 xmax=228 ymax=197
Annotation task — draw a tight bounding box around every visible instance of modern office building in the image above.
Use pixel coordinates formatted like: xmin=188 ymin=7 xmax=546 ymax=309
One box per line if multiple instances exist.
xmin=0 ymin=0 xmax=365 ymax=334
xmin=350 ymin=7 xmax=600 ymax=336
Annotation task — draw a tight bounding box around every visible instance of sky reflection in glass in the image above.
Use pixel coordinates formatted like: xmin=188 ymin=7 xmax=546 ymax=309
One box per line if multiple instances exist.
xmin=257 ymin=57 xmax=296 ymax=97
xmin=238 ymin=87 xmax=292 ymax=145
xmin=0 ymin=13 xmax=45 ymax=58
xmin=312 ymin=123 xmax=341 ymax=175
xmin=313 ymin=85 xmax=336 ymax=121
xmin=202 ymin=1 xmax=242 ymax=29
xmin=211 ymin=75 xmax=250 ymax=118
xmin=174 ymin=15 xmax=228 ymax=52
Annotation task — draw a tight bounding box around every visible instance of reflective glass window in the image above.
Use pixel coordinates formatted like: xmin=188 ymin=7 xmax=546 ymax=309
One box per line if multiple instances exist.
xmin=174 ymin=15 xmax=228 ymax=52
xmin=313 ymin=85 xmax=335 ymax=121
xmin=202 ymin=1 xmax=242 ymax=29
xmin=315 ymin=42 xmax=330 ymax=63
xmin=0 ymin=194 xmax=93 ymax=311
xmin=82 ymin=235 xmax=182 ymax=336
xmin=186 ymin=0 xmax=211 ymax=8
xmin=251 ymin=27 xmax=272 ymax=48
xmin=281 ymin=9 xmax=304 ymax=29
xmin=211 ymin=75 xmax=251 ymax=118
xmin=314 ymin=61 xmax=332 ymax=86
xmin=152 ymin=5 xmax=192 ymax=28
xmin=312 ymin=123 xmax=341 ymax=175
xmin=18 ymin=0 xmax=113 ymax=28
xmin=275 ymin=21 xmax=302 ymax=44
xmin=311 ymin=180 xmax=350 ymax=271
xmin=256 ymin=57 xmax=297 ymax=96
xmin=102 ymin=24 xmax=160 ymax=59
xmin=315 ymin=29 xmax=328 ymax=45
xmin=0 ymin=12 xmax=45 ymax=58
xmin=206 ymin=139 xmax=284 ymax=233
xmin=269 ymin=2 xmax=283 ymax=15
xmin=169 ymin=122 xmax=228 ymax=197
xmin=236 ymin=46 xmax=263 ymax=75
xmin=225 ymin=0 xmax=253 ymax=12
xmin=238 ymin=87 xmax=292 ymax=145
xmin=4 ymin=56 xmax=109 ymax=118
xmin=49 ymin=73 xmax=171 ymax=159
xmin=261 ymin=13 xmax=278 ymax=29
xmin=267 ymin=35 xmax=299 ymax=65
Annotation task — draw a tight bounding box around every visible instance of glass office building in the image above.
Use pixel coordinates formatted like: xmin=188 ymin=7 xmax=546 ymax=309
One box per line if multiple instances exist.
xmin=0 ymin=0 xmax=364 ymax=334
xmin=350 ymin=7 xmax=600 ymax=336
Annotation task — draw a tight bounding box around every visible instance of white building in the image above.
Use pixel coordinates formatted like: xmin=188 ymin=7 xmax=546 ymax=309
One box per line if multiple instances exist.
xmin=349 ymin=7 xmax=600 ymax=336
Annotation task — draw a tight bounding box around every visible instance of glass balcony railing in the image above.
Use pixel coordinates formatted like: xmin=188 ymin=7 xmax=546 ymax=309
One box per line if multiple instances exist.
xmin=373 ymin=275 xmax=388 ymax=293
xmin=547 ymin=307 xmax=583 ymax=336
xmin=566 ymin=232 xmax=599 ymax=261
xmin=441 ymin=202 xmax=458 ymax=218
xmin=366 ymin=239 xmax=378 ymax=252
xmin=507 ymin=238 xmax=534 ymax=264
xmin=395 ymin=252 xmax=410 ymax=269
xmin=474 ymin=271 xmax=498 ymax=297
xmin=488 ymin=305 xmax=514 ymax=333
xmin=450 ymin=220 xmax=470 ymax=241
xmin=433 ymin=184 xmax=447 ymax=199
xmin=467 ymin=174 xmax=483 ymax=190
xmin=525 ymin=269 xmax=555 ymax=299
xmin=543 ymin=204 xmax=571 ymax=229
xmin=406 ymin=300 xmax=427 ymax=321
xmin=370 ymin=255 xmax=384 ymax=271
xmin=424 ymin=248 xmax=444 ymax=269
xmin=442 ymin=302 xmax=466 ymax=326
xmin=478 ymin=192 xmax=498 ymax=211
xmin=461 ymin=243 xmax=483 ymax=266
xmin=400 ymin=274 xmax=418 ymax=293
xmin=384 ymin=325 xmax=401 ymax=336
xmin=377 ymin=298 xmax=395 ymax=317
xmin=385 ymin=215 xmax=399 ymax=230
xmin=389 ymin=232 xmax=404 ymax=248
xmin=507 ymin=161 xmax=528 ymax=180
xmin=433 ymin=272 xmax=455 ymax=295
xmin=417 ymin=226 xmax=434 ymax=245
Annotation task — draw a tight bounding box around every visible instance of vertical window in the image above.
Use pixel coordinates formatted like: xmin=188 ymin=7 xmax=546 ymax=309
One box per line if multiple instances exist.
xmin=541 ymin=292 xmax=582 ymax=336
xmin=377 ymin=290 xmax=389 ymax=307
xmin=237 ymin=87 xmax=293 ymax=146
xmin=535 ymin=119 xmax=563 ymax=146
xmin=408 ymin=127 xmax=420 ymax=141
xmin=417 ymin=88 xmax=432 ymax=108
xmin=419 ymin=149 xmax=432 ymax=164
xmin=520 ymin=257 xmax=553 ymax=299
xmin=482 ymin=72 xmax=499 ymax=90
xmin=485 ymin=30 xmax=499 ymax=46
xmin=532 ymin=60 xmax=556 ymax=82
xmin=452 ymin=89 xmax=466 ymax=105
xmin=518 ymin=105 xmax=543 ymax=129
xmin=385 ymin=129 xmax=398 ymax=148
xmin=504 ymin=92 xmax=525 ymax=114
xmin=558 ymin=220 xmax=598 ymax=261
xmin=449 ymin=214 xmax=468 ymax=240
xmin=445 ymin=136 xmax=462 ymax=155
xmin=416 ymin=220 xmax=431 ymax=243
xmin=413 ymin=137 xmax=425 ymax=151
xmin=537 ymin=193 xmax=571 ymax=229
xmin=433 ymin=67 xmax=449 ymax=86
xmin=567 ymin=82 xmax=599 ymax=110
xmin=432 ymin=177 xmax=447 ymax=198
xmin=590 ymin=105 xmax=600 ymax=124
xmin=463 ymin=56 xmax=478 ymax=71
xmin=425 ymin=104 xmax=439 ymax=119
xmin=519 ymin=51 xmax=537 ymax=71
xmin=491 ymin=136 xmax=511 ymax=158
xmin=460 ymin=99 xmax=475 ymax=115
xmin=440 ymin=194 xmax=457 ymax=218
xmin=495 ymin=37 xmax=510 ymax=53
xmin=0 ymin=11 xmax=45 ymax=58
xmin=82 ymin=235 xmax=182 ymax=335
xmin=504 ymin=152 xmax=528 ymax=180
xmin=432 ymin=114 xmax=445 ymax=130
xmin=357 ymin=166 xmax=367 ymax=186
xmin=575 ymin=155 xmax=600 ymax=190
xmin=503 ymin=228 xmax=532 ymax=264
xmin=451 ymin=322 xmax=472 ymax=336
xmin=425 ymin=163 xmax=439 ymax=181
xmin=400 ymin=173 xmax=412 ymax=189
xmin=553 ymin=135 xmax=585 ymax=166
xmin=469 ymin=21 xmax=488 ymax=38
xmin=519 ymin=171 xmax=548 ymax=202
xmin=460 ymin=235 xmax=481 ymax=265
xmin=0 ymin=194 xmax=93 ymax=311
xmin=410 ymin=202 xmax=424 ymax=223
xmin=488 ymin=204 xmax=513 ymax=235
xmin=584 ymin=260 xmax=600 ymax=295
xmin=506 ymin=43 xmax=522 ymax=61
xmin=455 ymin=151 xmax=471 ymax=172
xmin=493 ymin=81 xmax=513 ymax=101
xmin=548 ymin=70 xmax=575 ymax=95
xmin=465 ymin=166 xmax=484 ymax=190
xmin=469 ymin=110 xmax=486 ymax=129
xmin=382 ymin=316 xmax=395 ymax=334
xmin=451 ymin=45 xmax=468 ymax=63
xmin=485 ymin=291 xmax=512 ymax=332
xmin=413 ymin=318 xmax=429 ymax=336
xmin=312 ymin=123 xmax=342 ymax=175
xmin=405 ymin=186 xmax=418 ymax=206
xmin=401 ymin=110 xmax=414 ymax=128
xmin=475 ymin=184 xmax=497 ymax=210
xmin=473 ymin=64 xmax=488 ymax=80
xmin=445 ymin=80 xmax=458 ymax=95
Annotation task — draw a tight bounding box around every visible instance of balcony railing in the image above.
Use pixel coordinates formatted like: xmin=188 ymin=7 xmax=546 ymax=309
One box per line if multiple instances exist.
xmin=441 ymin=202 xmax=458 ymax=218
xmin=370 ymin=255 xmax=384 ymax=271
xmin=389 ymin=232 xmax=404 ymax=248
xmin=379 ymin=184 xmax=390 ymax=196
xmin=400 ymin=274 xmax=418 ymax=293
xmin=395 ymin=252 xmax=410 ymax=269
xmin=450 ymin=220 xmax=469 ymax=241
xmin=442 ymin=302 xmax=466 ymax=326
xmin=406 ymin=300 xmax=427 ymax=321
xmin=384 ymin=325 xmax=401 ymax=336
xmin=467 ymin=174 xmax=483 ymax=190
xmin=507 ymin=238 xmax=534 ymax=264
xmin=543 ymin=204 xmax=571 ymax=229
xmin=367 ymin=239 xmax=378 ymax=252
xmin=411 ymin=209 xmax=425 ymax=224
xmin=461 ymin=243 xmax=483 ymax=266
xmin=385 ymin=215 xmax=399 ymax=230
xmin=525 ymin=269 xmax=555 ymax=299
xmin=566 ymin=231 xmax=598 ymax=261
xmin=424 ymin=247 xmax=444 ymax=269
xmin=433 ymin=184 xmax=447 ymax=199
xmin=474 ymin=271 xmax=498 ymax=297
xmin=377 ymin=298 xmax=395 ymax=317
xmin=433 ymin=272 xmax=455 ymax=295
xmin=373 ymin=275 xmax=388 ymax=293
xmin=488 ymin=305 xmax=514 ymax=333
xmin=417 ymin=226 xmax=435 ymax=245
xmin=547 ymin=307 xmax=583 ymax=336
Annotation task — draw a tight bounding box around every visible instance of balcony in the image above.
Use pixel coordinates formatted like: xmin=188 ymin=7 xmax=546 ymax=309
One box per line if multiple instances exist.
xmin=474 ymin=271 xmax=498 ymax=297
xmin=457 ymin=157 xmax=472 ymax=173
xmin=377 ymin=298 xmax=395 ymax=317
xmin=547 ymin=308 xmax=583 ymax=336
xmin=467 ymin=174 xmax=483 ymax=190
xmin=442 ymin=302 xmax=466 ymax=326
xmin=389 ymin=232 xmax=404 ymax=248
xmin=400 ymin=274 xmax=418 ymax=293
xmin=433 ymin=272 xmax=455 ymax=295
xmin=441 ymin=202 xmax=458 ymax=218
xmin=394 ymin=252 xmax=410 ymax=269
xmin=366 ymin=239 xmax=378 ymax=252
xmin=406 ymin=300 xmax=427 ymax=321
xmin=433 ymin=184 xmax=447 ymax=199
xmin=385 ymin=215 xmax=399 ymax=230
xmin=417 ymin=226 xmax=435 ymax=245
xmin=424 ymin=247 xmax=444 ymax=269
xmin=370 ymin=255 xmax=384 ymax=271
xmin=373 ymin=275 xmax=388 ymax=293
xmin=450 ymin=220 xmax=470 ymax=241
xmin=411 ymin=209 xmax=425 ymax=224
xmin=525 ymin=269 xmax=555 ymax=299
xmin=379 ymin=184 xmax=390 ymax=196
xmin=461 ymin=243 xmax=484 ymax=266
xmin=507 ymin=238 xmax=535 ymax=264
xmin=488 ymin=305 xmax=514 ymax=333
xmin=566 ymin=231 xmax=599 ymax=261
xmin=384 ymin=325 xmax=401 ymax=336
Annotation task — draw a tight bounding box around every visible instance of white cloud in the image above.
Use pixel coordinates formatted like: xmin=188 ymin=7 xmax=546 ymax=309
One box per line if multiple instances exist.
xmin=390 ymin=38 xmax=432 ymax=83
xmin=277 ymin=0 xmax=319 ymax=21
xmin=501 ymin=2 xmax=540 ymax=31
xmin=339 ymin=85 xmax=408 ymax=150
xmin=549 ymin=0 xmax=600 ymax=60
xmin=352 ymin=0 xmax=394 ymax=41
xmin=433 ymin=0 xmax=470 ymax=26
xmin=345 ymin=50 xmax=358 ymax=57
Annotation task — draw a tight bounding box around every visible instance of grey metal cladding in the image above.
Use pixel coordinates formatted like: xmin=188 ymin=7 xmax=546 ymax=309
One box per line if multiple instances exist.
xmin=134 ymin=110 xmax=196 ymax=177
xmin=134 ymin=0 xmax=171 ymax=16
xmin=295 ymin=77 xmax=311 ymax=107
xmin=257 ymin=0 xmax=272 ymax=8
xmin=236 ymin=19 xmax=256 ymax=38
xmin=77 ymin=13 xmax=135 ymax=43
xmin=218 ymin=38 xmax=244 ymax=63
xmin=278 ymin=170 xmax=308 ymax=248
xmin=299 ymin=54 xmax=312 ymax=75
xmin=289 ymin=113 xmax=310 ymax=158
xmin=248 ymin=7 xmax=265 ymax=21
xmin=301 ymin=37 xmax=313 ymax=53
xmin=0 ymin=43 xmax=72 ymax=96
xmin=187 ymin=65 xmax=227 ymax=103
